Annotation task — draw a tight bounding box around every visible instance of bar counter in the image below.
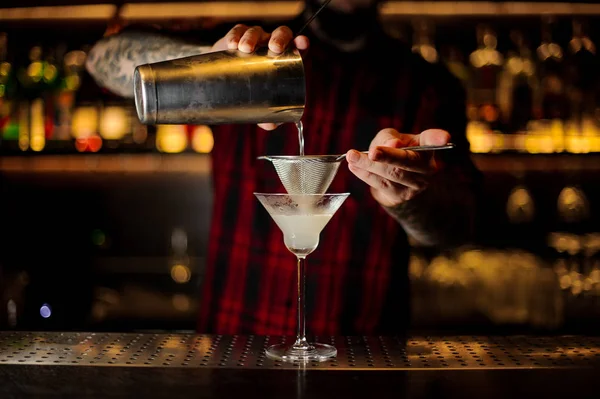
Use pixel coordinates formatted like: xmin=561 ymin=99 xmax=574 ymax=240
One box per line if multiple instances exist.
xmin=1 ymin=331 xmax=599 ymax=398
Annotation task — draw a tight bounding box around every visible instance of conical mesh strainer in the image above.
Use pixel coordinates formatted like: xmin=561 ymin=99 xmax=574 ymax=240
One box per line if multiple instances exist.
xmin=258 ymin=155 xmax=342 ymax=194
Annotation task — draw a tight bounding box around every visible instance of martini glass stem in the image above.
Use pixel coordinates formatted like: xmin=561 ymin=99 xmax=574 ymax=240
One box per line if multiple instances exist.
xmin=293 ymin=255 xmax=310 ymax=350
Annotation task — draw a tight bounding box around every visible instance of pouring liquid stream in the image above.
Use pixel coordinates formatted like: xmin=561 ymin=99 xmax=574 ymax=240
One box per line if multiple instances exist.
xmin=296 ymin=121 xmax=305 ymax=156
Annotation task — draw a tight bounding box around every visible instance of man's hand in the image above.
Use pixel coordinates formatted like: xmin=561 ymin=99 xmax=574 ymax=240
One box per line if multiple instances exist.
xmin=346 ymin=128 xmax=451 ymax=208
xmin=212 ymin=25 xmax=310 ymax=131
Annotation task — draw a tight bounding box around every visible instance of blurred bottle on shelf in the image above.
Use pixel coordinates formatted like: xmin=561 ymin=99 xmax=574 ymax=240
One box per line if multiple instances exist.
xmin=12 ymin=44 xmax=58 ymax=152
xmin=469 ymin=24 xmax=504 ymax=132
xmin=498 ymin=30 xmax=537 ymax=134
xmin=537 ymin=17 xmax=568 ymax=121
xmin=565 ymin=19 xmax=598 ymax=136
xmin=71 ymin=101 xmax=101 ymax=153
xmin=16 ymin=45 xmax=56 ymax=99
xmin=0 ymin=32 xmax=158 ymax=154
xmin=506 ymin=184 xmax=535 ymax=224
xmin=411 ymin=19 xmax=438 ymax=64
xmin=4 ymin=18 xmax=600 ymax=155
xmin=70 ymin=48 xmax=113 ymax=153
xmin=52 ymin=48 xmax=86 ymax=142
xmin=0 ymin=32 xmax=20 ymax=146
xmin=557 ymin=186 xmax=590 ymax=225
xmin=536 ymin=16 xmax=568 ymax=152
xmin=444 ymin=46 xmax=471 ymax=90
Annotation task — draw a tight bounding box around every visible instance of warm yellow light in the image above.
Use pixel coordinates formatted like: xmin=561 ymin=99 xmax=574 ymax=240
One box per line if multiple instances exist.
xmin=0 ymin=4 xmax=116 ymax=20
xmin=64 ymin=50 xmax=87 ymax=68
xmin=43 ymin=64 xmax=57 ymax=82
xmin=408 ymin=255 xmax=426 ymax=279
xmin=156 ymin=124 xmax=187 ymax=153
xmin=550 ymin=119 xmax=564 ymax=152
xmin=414 ymin=45 xmax=438 ymax=63
xmin=526 ymin=135 xmax=540 ymax=153
xmin=99 ymin=106 xmax=129 ymax=140
xmin=540 ymin=135 xmax=554 ymax=153
xmin=30 ymin=135 xmax=45 ymax=152
xmin=559 ymin=274 xmax=571 ymax=290
xmin=566 ymin=136 xmax=591 ymax=154
xmin=524 ymin=134 xmax=553 ymax=154
xmin=582 ymin=117 xmax=598 ymax=137
xmin=555 ymin=235 xmax=569 ymax=253
xmin=590 ymin=137 xmax=600 ymax=153
xmin=18 ymin=103 xmax=29 ymax=151
xmin=572 ymin=279 xmax=583 ymax=295
xmin=191 ymin=125 xmax=214 ymax=153
xmin=507 ymin=56 xmax=523 ymax=74
xmin=121 ymin=1 xmax=301 ymax=20
xmin=71 ymin=106 xmax=98 ymax=138
xmin=491 ymin=132 xmax=505 ymax=152
xmin=558 ymin=186 xmax=589 ymax=223
xmin=0 ymin=62 xmax=10 ymax=77
xmin=65 ymin=75 xmax=80 ymax=91
xmin=466 ymin=121 xmax=492 ymax=153
xmin=18 ymin=136 xmax=29 ymax=151
xmin=458 ymin=249 xmax=486 ymax=270
xmin=469 ymin=49 xmax=485 ymax=68
xmin=172 ymin=294 xmax=191 ymax=312
xmin=27 ymin=61 xmax=43 ymax=81
xmin=170 ymin=264 xmax=191 ymax=284
xmin=30 ymin=99 xmax=45 ymax=152
xmin=506 ymin=185 xmax=535 ymax=223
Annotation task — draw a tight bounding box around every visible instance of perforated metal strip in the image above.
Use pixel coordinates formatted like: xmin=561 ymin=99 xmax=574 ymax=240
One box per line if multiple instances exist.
xmin=0 ymin=332 xmax=599 ymax=370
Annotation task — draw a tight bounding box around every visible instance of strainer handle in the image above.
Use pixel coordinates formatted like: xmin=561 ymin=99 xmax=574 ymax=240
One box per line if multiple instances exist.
xmin=335 ymin=143 xmax=456 ymax=161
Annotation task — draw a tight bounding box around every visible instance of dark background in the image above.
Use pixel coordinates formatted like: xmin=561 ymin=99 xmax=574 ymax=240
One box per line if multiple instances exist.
xmin=1 ymin=0 xmax=600 ymax=336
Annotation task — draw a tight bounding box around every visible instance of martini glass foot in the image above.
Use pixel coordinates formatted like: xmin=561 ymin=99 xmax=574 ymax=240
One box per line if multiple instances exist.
xmin=266 ymin=342 xmax=337 ymax=362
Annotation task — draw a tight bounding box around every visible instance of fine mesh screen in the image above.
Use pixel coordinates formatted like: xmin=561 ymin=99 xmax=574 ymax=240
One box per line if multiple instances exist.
xmin=260 ymin=156 xmax=342 ymax=195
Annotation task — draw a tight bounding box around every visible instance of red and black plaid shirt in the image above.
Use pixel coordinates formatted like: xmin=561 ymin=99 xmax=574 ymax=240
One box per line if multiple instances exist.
xmin=198 ymin=18 xmax=475 ymax=336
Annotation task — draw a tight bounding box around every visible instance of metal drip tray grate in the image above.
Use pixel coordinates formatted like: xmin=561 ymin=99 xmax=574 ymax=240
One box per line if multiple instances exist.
xmin=0 ymin=332 xmax=599 ymax=370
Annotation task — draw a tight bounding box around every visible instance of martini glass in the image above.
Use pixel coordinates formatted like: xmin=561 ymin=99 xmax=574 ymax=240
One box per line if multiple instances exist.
xmin=254 ymin=192 xmax=350 ymax=362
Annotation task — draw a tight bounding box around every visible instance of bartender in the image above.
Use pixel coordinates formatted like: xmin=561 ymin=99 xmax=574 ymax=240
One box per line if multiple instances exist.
xmin=85 ymin=0 xmax=482 ymax=336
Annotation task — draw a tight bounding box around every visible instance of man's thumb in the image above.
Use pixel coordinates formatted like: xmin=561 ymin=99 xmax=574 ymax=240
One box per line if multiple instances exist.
xmin=377 ymin=129 xmax=417 ymax=149
xmin=418 ymin=129 xmax=451 ymax=146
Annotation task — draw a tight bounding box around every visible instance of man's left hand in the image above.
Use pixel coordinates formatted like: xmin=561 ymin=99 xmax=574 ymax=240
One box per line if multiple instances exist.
xmin=346 ymin=128 xmax=451 ymax=208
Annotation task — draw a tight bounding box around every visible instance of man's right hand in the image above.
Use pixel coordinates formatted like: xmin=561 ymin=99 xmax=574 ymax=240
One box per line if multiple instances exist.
xmin=211 ymin=25 xmax=310 ymax=131
xmin=212 ymin=24 xmax=309 ymax=54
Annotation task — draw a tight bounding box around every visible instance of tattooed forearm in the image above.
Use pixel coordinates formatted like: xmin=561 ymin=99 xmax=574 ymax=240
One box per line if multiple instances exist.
xmin=383 ymin=168 xmax=478 ymax=247
xmin=85 ymin=30 xmax=211 ymax=98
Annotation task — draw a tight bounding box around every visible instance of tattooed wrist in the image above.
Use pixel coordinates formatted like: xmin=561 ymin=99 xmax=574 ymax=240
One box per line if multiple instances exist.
xmin=383 ymin=171 xmax=477 ymax=247
xmin=85 ymin=29 xmax=210 ymax=98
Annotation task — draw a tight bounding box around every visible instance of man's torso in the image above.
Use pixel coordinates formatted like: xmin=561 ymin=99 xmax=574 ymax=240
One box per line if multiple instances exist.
xmin=197 ymin=20 xmax=465 ymax=335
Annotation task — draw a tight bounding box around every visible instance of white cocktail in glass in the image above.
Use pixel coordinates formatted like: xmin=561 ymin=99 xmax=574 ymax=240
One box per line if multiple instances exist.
xmin=254 ymin=193 xmax=350 ymax=362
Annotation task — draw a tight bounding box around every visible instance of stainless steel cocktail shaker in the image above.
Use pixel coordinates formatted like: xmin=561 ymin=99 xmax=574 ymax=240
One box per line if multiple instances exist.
xmin=133 ymin=47 xmax=305 ymax=125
